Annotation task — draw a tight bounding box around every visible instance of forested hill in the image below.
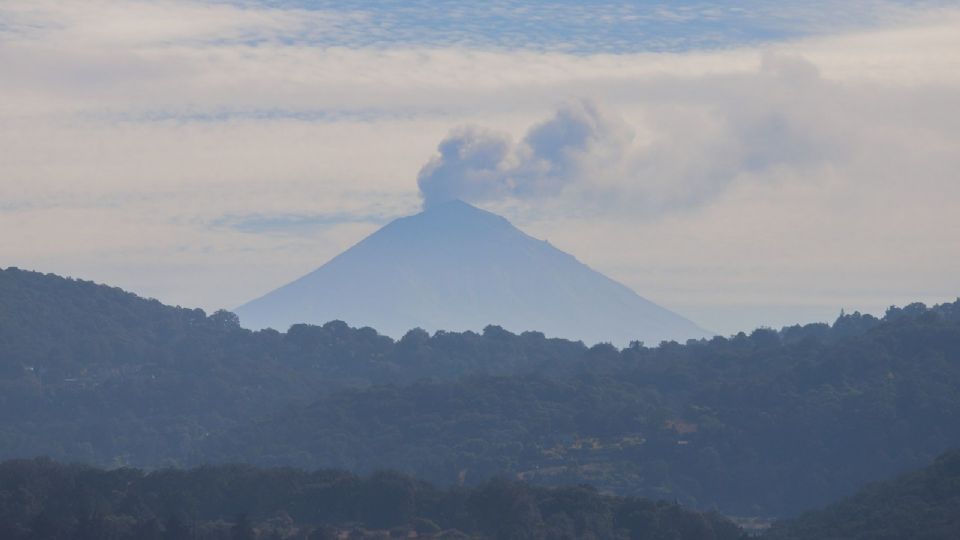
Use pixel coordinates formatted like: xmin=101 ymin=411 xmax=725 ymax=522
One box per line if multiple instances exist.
xmin=0 ymin=267 xmax=587 ymax=465
xmin=2 ymin=267 xmax=960 ymax=517
xmin=0 ymin=458 xmax=746 ymax=540
xmin=0 ymin=266 xmax=590 ymax=384
xmin=206 ymin=307 xmax=960 ymax=516
xmin=766 ymin=449 xmax=960 ymax=539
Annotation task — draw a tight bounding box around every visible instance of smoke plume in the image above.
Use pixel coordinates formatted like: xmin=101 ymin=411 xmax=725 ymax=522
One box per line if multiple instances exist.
xmin=417 ymin=55 xmax=841 ymax=214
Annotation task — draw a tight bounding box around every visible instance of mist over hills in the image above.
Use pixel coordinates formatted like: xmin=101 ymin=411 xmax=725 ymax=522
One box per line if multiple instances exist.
xmin=235 ymin=200 xmax=709 ymax=346
xmin=2 ymin=267 xmax=960 ymax=518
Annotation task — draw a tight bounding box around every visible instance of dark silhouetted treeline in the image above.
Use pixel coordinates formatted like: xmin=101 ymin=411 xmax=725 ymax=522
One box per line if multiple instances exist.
xmin=0 ymin=458 xmax=745 ymax=540
xmin=2 ymin=267 xmax=960 ymax=516
xmin=766 ymin=448 xmax=960 ymax=539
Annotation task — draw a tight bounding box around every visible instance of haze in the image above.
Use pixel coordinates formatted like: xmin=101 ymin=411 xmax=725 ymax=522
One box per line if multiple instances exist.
xmin=1 ymin=0 xmax=959 ymax=335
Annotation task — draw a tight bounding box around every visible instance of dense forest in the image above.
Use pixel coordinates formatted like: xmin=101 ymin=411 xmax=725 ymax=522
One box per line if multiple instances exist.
xmin=766 ymin=449 xmax=960 ymax=539
xmin=207 ymin=308 xmax=960 ymax=516
xmin=0 ymin=457 xmax=745 ymax=540
xmin=2 ymin=267 xmax=960 ymax=516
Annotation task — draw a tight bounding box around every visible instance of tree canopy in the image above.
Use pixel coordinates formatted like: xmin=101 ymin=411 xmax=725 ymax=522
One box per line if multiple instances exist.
xmin=0 ymin=457 xmax=745 ymax=540
xmin=2 ymin=267 xmax=960 ymax=516
xmin=766 ymin=449 xmax=960 ymax=539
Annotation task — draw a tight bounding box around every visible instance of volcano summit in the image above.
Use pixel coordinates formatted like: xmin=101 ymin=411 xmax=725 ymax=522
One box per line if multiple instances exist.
xmin=236 ymin=200 xmax=709 ymax=345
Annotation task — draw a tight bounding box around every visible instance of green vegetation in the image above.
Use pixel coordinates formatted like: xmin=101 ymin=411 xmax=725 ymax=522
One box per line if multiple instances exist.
xmin=0 ymin=458 xmax=745 ymax=540
xmin=767 ymin=449 xmax=960 ymax=539
xmin=2 ymin=267 xmax=960 ymax=516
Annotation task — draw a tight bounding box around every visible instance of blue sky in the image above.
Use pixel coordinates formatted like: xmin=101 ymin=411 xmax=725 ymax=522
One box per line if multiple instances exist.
xmin=1 ymin=0 xmax=958 ymax=336
xmin=237 ymin=1 xmax=952 ymax=51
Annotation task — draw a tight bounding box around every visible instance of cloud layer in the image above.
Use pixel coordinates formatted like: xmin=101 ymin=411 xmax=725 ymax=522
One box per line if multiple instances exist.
xmin=4 ymin=0 xmax=944 ymax=54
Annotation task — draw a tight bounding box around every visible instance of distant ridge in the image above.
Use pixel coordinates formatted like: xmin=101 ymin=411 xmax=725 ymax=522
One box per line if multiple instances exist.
xmin=236 ymin=200 xmax=709 ymax=345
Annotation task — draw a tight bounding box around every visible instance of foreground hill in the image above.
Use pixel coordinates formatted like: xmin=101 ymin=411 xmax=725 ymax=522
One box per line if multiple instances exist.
xmin=766 ymin=449 xmax=960 ymax=539
xmin=2 ymin=267 xmax=960 ymax=516
xmin=235 ymin=200 xmax=709 ymax=345
xmin=0 ymin=458 xmax=745 ymax=540
xmin=207 ymin=303 xmax=960 ymax=516
xmin=0 ymin=266 xmax=593 ymax=465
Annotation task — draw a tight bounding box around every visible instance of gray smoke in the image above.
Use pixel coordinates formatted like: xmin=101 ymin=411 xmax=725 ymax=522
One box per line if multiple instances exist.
xmin=417 ymin=100 xmax=630 ymax=208
xmin=417 ymin=55 xmax=838 ymax=213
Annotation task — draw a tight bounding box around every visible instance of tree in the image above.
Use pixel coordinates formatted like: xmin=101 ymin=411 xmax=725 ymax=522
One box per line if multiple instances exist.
xmin=232 ymin=513 xmax=256 ymax=540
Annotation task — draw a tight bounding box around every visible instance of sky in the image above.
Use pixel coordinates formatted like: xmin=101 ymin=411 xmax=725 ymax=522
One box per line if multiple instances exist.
xmin=1 ymin=0 xmax=959 ymax=336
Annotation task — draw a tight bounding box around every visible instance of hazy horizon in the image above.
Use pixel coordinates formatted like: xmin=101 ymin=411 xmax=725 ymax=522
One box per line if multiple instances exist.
xmin=2 ymin=0 xmax=959 ymax=335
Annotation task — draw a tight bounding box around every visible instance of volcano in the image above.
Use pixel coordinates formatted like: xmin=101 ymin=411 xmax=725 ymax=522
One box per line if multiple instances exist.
xmin=235 ymin=200 xmax=709 ymax=345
